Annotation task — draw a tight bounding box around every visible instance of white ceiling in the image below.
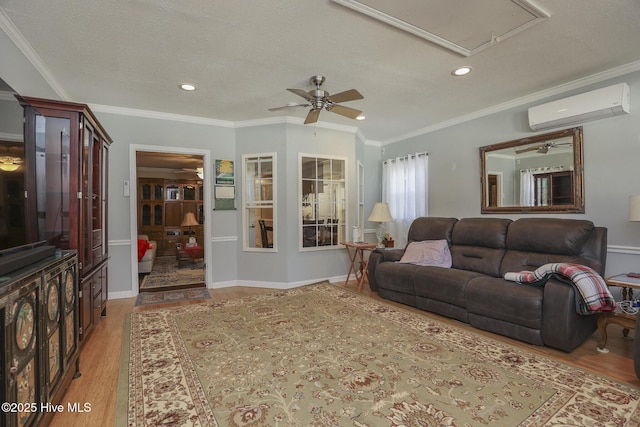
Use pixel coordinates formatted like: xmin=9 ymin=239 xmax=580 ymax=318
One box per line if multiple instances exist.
xmin=1 ymin=0 xmax=640 ymax=143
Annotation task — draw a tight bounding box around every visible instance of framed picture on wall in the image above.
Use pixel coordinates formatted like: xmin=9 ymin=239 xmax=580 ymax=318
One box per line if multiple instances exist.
xmin=214 ymin=185 xmax=235 ymax=210
xmin=215 ymin=159 xmax=234 ymax=185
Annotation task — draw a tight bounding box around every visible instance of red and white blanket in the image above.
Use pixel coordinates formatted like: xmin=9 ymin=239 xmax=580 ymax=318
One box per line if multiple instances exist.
xmin=503 ymin=263 xmax=616 ymax=315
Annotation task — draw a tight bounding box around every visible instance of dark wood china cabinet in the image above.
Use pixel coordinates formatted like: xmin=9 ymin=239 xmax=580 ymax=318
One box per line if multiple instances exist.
xmin=20 ymin=97 xmax=112 ymax=342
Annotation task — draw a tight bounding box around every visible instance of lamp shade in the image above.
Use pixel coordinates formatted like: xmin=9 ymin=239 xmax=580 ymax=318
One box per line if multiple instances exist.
xmin=180 ymin=212 xmax=199 ymax=227
xmin=368 ymin=202 xmax=393 ymax=223
xmin=630 ymin=195 xmax=640 ymax=222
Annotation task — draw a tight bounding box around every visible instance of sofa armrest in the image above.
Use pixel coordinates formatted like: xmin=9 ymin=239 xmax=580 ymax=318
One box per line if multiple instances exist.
xmin=541 ymin=278 xmax=598 ymax=352
xmin=367 ymin=248 xmax=404 ymax=291
xmin=374 ymin=248 xmax=404 ymax=262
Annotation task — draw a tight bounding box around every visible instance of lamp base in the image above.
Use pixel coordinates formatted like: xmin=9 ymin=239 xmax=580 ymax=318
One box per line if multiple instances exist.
xmin=375 ymin=223 xmax=385 ymax=248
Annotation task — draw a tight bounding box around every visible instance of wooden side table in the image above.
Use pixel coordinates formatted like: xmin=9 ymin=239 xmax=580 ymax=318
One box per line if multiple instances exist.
xmin=341 ymin=242 xmax=377 ymax=291
xmin=597 ymin=274 xmax=640 ymax=352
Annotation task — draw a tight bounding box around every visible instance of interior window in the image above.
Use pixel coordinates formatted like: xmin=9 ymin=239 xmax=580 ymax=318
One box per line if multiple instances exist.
xmin=243 ymin=153 xmax=276 ymax=251
xmin=300 ymin=155 xmax=346 ymax=250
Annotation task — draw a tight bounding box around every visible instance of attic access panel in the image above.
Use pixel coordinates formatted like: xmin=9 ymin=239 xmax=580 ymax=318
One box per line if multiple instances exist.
xmin=332 ymin=0 xmax=549 ymax=56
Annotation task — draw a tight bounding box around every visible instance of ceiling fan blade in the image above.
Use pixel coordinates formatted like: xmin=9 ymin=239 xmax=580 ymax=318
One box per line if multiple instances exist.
xmin=268 ymin=103 xmax=310 ymax=111
xmin=515 ymin=145 xmax=543 ymax=154
xmin=304 ymin=109 xmax=321 ymax=124
xmin=327 ymin=104 xmax=362 ymax=120
xmin=327 ymin=89 xmax=363 ymax=104
xmin=287 ymin=88 xmax=314 ymax=101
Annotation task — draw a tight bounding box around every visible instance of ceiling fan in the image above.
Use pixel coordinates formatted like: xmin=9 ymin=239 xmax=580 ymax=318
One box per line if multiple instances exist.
xmin=269 ymin=75 xmax=364 ymax=124
xmin=515 ymin=141 xmax=572 ymax=155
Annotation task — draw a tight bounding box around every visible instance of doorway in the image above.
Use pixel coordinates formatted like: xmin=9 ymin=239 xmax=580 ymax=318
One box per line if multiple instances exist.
xmin=487 ymin=172 xmax=502 ymax=208
xmin=129 ymin=145 xmax=212 ymax=297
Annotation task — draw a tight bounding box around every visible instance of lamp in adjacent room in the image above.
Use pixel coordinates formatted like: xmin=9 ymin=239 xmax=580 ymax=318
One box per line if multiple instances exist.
xmin=0 ymin=156 xmax=22 ymax=172
xmin=630 ymin=195 xmax=640 ymax=222
xmin=181 ymin=211 xmax=199 ymax=244
xmin=368 ymin=202 xmax=393 ymax=248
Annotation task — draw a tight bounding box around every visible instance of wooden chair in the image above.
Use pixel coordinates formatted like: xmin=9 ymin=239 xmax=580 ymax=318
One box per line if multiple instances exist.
xmin=258 ymin=220 xmax=273 ymax=248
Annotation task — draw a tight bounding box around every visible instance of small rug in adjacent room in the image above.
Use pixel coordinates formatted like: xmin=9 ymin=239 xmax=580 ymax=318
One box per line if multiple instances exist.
xmin=139 ymin=256 xmax=205 ymax=292
xmin=134 ymin=288 xmax=211 ymax=307
xmin=118 ymin=282 xmax=640 ymax=426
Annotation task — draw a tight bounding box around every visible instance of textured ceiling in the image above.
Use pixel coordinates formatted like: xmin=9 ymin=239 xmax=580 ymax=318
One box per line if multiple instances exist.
xmin=1 ymin=0 xmax=640 ymax=143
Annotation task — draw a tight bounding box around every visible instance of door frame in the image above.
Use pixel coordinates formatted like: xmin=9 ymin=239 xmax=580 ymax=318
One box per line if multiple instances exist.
xmin=129 ymin=144 xmax=213 ymax=296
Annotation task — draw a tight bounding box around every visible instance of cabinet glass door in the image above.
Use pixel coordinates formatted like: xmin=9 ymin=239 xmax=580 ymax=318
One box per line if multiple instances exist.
xmin=34 ymin=115 xmax=71 ymax=249
xmin=82 ymin=120 xmax=93 ymax=271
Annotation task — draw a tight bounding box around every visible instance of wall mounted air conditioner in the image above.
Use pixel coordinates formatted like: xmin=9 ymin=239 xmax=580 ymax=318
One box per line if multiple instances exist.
xmin=528 ymin=82 xmax=630 ymax=131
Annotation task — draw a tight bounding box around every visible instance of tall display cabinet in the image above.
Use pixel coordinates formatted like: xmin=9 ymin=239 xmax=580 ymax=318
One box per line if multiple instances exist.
xmin=20 ymin=97 xmax=112 ymax=342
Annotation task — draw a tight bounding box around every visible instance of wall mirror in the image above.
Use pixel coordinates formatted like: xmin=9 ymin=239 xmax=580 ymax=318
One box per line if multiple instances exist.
xmin=480 ymin=127 xmax=584 ymax=213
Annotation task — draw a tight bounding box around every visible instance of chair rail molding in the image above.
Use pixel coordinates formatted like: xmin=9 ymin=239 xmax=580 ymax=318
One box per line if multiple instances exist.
xmin=607 ymin=245 xmax=640 ymax=256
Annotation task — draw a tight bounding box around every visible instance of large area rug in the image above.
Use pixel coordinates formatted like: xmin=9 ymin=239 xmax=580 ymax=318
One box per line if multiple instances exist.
xmin=139 ymin=256 xmax=205 ymax=291
xmin=118 ymin=282 xmax=640 ymax=426
xmin=134 ymin=288 xmax=211 ymax=307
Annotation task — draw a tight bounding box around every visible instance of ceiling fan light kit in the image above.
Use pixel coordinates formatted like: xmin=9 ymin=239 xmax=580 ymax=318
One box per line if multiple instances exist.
xmin=269 ymin=75 xmax=364 ymax=124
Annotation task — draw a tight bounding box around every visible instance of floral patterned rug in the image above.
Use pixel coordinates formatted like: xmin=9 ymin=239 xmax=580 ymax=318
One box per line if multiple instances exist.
xmin=139 ymin=256 xmax=205 ymax=291
xmin=134 ymin=288 xmax=211 ymax=307
xmin=118 ymin=282 xmax=640 ymax=426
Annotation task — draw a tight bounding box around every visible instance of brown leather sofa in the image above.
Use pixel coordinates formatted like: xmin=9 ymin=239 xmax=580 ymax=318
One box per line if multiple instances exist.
xmin=368 ymin=217 xmax=608 ymax=352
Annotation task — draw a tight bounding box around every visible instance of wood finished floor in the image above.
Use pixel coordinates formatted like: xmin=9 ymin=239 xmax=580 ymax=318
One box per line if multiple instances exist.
xmin=49 ymin=281 xmax=640 ymax=427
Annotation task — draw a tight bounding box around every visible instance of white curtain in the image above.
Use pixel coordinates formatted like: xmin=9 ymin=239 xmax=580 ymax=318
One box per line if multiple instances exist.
xmin=520 ymin=170 xmax=535 ymax=206
xmin=382 ymin=153 xmax=428 ymax=248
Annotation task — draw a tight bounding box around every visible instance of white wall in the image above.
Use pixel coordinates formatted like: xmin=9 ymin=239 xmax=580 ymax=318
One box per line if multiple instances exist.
xmin=382 ymin=70 xmax=640 ymax=277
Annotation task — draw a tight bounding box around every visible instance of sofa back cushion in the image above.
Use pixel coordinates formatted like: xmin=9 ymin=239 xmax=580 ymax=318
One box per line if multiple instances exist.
xmin=500 ymin=218 xmax=604 ymax=275
xmin=450 ymin=218 xmax=511 ymax=277
xmin=407 ymin=217 xmax=457 ymax=244
xmin=506 ymin=218 xmax=593 ymax=255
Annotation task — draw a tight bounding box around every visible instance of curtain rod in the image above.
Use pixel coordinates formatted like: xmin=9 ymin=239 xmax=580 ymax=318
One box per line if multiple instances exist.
xmin=383 ymin=152 xmax=428 ymax=165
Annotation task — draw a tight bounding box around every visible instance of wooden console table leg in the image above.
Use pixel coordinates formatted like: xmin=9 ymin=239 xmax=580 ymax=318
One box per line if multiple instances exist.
xmin=344 ymin=246 xmax=357 ymax=285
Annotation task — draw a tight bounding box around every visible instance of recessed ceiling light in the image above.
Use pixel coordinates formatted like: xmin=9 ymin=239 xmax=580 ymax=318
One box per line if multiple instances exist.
xmin=356 ymin=114 xmax=366 ymax=121
xmin=452 ymin=66 xmax=472 ymax=76
xmin=179 ymin=83 xmax=197 ymax=91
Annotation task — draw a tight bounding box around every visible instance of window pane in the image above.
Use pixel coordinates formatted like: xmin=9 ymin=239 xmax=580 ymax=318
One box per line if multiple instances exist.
xmin=301 ymin=157 xmax=316 ymax=179
xmin=300 ymin=156 xmax=345 ymax=249
xmin=246 ymin=207 xmax=273 ymax=248
xmin=243 ymin=154 xmax=276 ymax=250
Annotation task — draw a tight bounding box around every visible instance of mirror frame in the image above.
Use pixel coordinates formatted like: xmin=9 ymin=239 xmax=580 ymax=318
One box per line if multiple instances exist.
xmin=480 ymin=126 xmax=584 ymax=214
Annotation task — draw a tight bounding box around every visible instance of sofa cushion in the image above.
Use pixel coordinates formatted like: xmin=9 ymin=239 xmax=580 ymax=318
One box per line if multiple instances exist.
xmin=452 ymin=218 xmax=511 ymax=249
xmin=465 ymin=276 xmax=544 ymax=330
xmin=374 ymin=263 xmax=420 ymax=295
xmin=414 ymin=267 xmax=480 ymax=307
xmin=399 ymin=240 xmax=452 ymax=267
xmin=450 ymin=218 xmax=511 ymax=277
xmin=407 ymin=217 xmax=457 ymax=245
xmin=506 ymin=218 xmax=594 ymax=256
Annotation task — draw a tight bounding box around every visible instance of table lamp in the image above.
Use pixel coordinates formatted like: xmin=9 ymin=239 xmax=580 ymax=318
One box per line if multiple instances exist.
xmin=368 ymin=202 xmax=393 ymax=248
xmin=630 ymin=195 xmax=640 ymax=222
xmin=181 ymin=212 xmax=199 ymax=244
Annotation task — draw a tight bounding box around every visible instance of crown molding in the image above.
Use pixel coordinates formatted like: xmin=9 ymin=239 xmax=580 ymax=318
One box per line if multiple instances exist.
xmin=382 ymin=60 xmax=640 ymax=145
xmin=235 ymin=116 xmax=359 ymax=134
xmin=0 ymin=7 xmax=69 ymax=100
xmin=88 ymin=103 xmax=236 ymax=127
xmin=89 ymin=104 xmax=360 ymax=133
xmin=0 ymin=90 xmax=17 ymax=102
